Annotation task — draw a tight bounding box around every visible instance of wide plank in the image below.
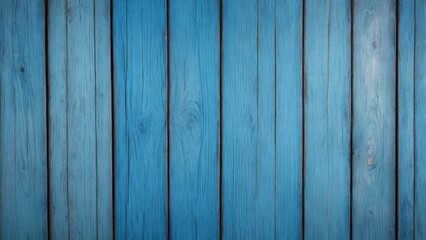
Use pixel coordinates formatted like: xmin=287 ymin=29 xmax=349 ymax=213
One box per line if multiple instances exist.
xmin=48 ymin=0 xmax=112 ymax=238
xmin=352 ymin=0 xmax=396 ymax=238
xmin=222 ymin=0 xmax=277 ymax=238
xmin=113 ymin=0 xmax=167 ymax=238
xmin=0 ymin=0 xmax=47 ymax=238
xmin=304 ymin=0 xmax=351 ymax=238
xmin=168 ymin=0 xmax=219 ymax=239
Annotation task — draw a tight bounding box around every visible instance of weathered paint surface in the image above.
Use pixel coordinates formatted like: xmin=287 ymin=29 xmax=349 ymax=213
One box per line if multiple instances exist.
xmin=48 ymin=0 xmax=112 ymax=238
xmin=0 ymin=1 xmax=425 ymax=239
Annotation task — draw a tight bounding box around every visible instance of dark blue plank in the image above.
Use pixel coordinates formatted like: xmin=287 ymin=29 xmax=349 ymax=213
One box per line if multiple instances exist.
xmin=222 ymin=0 xmax=277 ymax=238
xmin=398 ymin=0 xmax=415 ymax=239
xmin=415 ymin=0 xmax=426 ymax=238
xmin=0 ymin=0 xmax=47 ymax=238
xmin=275 ymin=0 xmax=303 ymax=239
xmin=168 ymin=0 xmax=219 ymax=239
xmin=304 ymin=0 xmax=351 ymax=238
xmin=352 ymin=0 xmax=396 ymax=238
xmin=113 ymin=0 xmax=167 ymax=238
xmin=48 ymin=0 xmax=112 ymax=238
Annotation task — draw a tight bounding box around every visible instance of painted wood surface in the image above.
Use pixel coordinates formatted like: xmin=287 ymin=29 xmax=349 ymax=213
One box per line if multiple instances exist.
xmin=415 ymin=0 xmax=426 ymax=238
xmin=398 ymin=0 xmax=415 ymax=239
xmin=352 ymin=0 xmax=396 ymax=239
xmin=0 ymin=0 xmax=47 ymax=238
xmin=112 ymin=0 xmax=167 ymax=239
xmin=2 ymin=0 xmax=426 ymax=239
xmin=48 ymin=0 xmax=112 ymax=239
xmin=304 ymin=0 xmax=351 ymax=239
xmin=275 ymin=0 xmax=303 ymax=239
xmin=168 ymin=0 xmax=219 ymax=239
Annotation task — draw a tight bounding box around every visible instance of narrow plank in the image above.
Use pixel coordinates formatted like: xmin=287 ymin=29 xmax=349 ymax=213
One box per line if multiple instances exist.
xmin=398 ymin=0 xmax=415 ymax=239
xmin=304 ymin=0 xmax=351 ymax=238
xmin=48 ymin=0 xmax=69 ymax=238
xmin=48 ymin=0 xmax=112 ymax=238
xmin=94 ymin=0 xmax=113 ymax=238
xmin=352 ymin=0 xmax=396 ymax=239
xmin=256 ymin=0 xmax=276 ymax=238
xmin=0 ymin=0 xmax=47 ymax=238
xmin=168 ymin=0 xmax=219 ymax=239
xmin=275 ymin=0 xmax=303 ymax=238
xmin=112 ymin=0 xmax=167 ymax=238
xmin=222 ymin=0 xmax=276 ymax=238
xmin=415 ymin=0 xmax=426 ymax=238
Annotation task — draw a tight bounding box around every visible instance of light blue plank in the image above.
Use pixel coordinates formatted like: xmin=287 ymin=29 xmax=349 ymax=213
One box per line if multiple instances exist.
xmin=304 ymin=0 xmax=351 ymax=239
xmin=415 ymin=0 xmax=426 ymax=238
xmin=48 ymin=0 xmax=112 ymax=238
xmin=256 ymin=0 xmax=276 ymax=239
xmin=275 ymin=0 xmax=303 ymax=239
xmin=113 ymin=0 xmax=167 ymax=239
xmin=222 ymin=0 xmax=276 ymax=238
xmin=0 ymin=0 xmax=47 ymax=238
xmin=398 ymin=0 xmax=415 ymax=239
xmin=352 ymin=0 xmax=396 ymax=239
xmin=168 ymin=0 xmax=219 ymax=239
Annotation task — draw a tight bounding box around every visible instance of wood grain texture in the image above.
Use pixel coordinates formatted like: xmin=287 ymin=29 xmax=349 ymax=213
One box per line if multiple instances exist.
xmin=222 ymin=0 xmax=277 ymax=238
xmin=0 ymin=0 xmax=47 ymax=238
xmin=398 ymin=0 xmax=415 ymax=239
xmin=113 ymin=0 xmax=167 ymax=239
xmin=415 ymin=0 xmax=426 ymax=238
xmin=275 ymin=0 xmax=303 ymax=238
xmin=48 ymin=0 xmax=112 ymax=238
xmin=352 ymin=0 xmax=396 ymax=239
xmin=304 ymin=0 xmax=351 ymax=239
xmin=168 ymin=0 xmax=219 ymax=239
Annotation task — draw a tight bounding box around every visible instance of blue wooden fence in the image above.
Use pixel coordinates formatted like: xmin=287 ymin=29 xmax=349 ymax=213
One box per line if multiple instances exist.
xmin=0 ymin=0 xmax=424 ymax=239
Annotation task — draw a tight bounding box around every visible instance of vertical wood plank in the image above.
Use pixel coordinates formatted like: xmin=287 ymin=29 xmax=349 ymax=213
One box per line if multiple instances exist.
xmin=256 ymin=0 xmax=276 ymax=238
xmin=48 ymin=0 xmax=112 ymax=238
xmin=94 ymin=0 xmax=113 ymax=238
xmin=222 ymin=1 xmax=257 ymax=237
xmin=304 ymin=0 xmax=351 ymax=238
xmin=398 ymin=0 xmax=415 ymax=239
xmin=275 ymin=0 xmax=303 ymax=238
xmin=168 ymin=0 xmax=219 ymax=239
xmin=415 ymin=0 xmax=426 ymax=238
xmin=222 ymin=0 xmax=276 ymax=238
xmin=352 ymin=0 xmax=396 ymax=239
xmin=113 ymin=0 xmax=167 ymax=239
xmin=0 ymin=0 xmax=47 ymax=238
xmin=48 ymin=0 xmax=68 ymax=238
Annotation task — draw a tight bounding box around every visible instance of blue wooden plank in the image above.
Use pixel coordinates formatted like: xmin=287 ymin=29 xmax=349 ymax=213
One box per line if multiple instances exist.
xmin=0 ymin=0 xmax=47 ymax=238
xmin=304 ymin=0 xmax=351 ymax=239
xmin=256 ymin=0 xmax=276 ymax=238
xmin=168 ymin=0 xmax=219 ymax=239
xmin=415 ymin=0 xmax=426 ymax=238
xmin=275 ymin=0 xmax=303 ymax=239
xmin=352 ymin=0 xmax=396 ymax=239
xmin=94 ymin=0 xmax=113 ymax=238
xmin=398 ymin=0 xmax=415 ymax=239
xmin=48 ymin=0 xmax=69 ymax=238
xmin=113 ymin=0 xmax=167 ymax=239
xmin=48 ymin=0 xmax=112 ymax=238
xmin=222 ymin=0 xmax=257 ymax=237
xmin=222 ymin=0 xmax=277 ymax=238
